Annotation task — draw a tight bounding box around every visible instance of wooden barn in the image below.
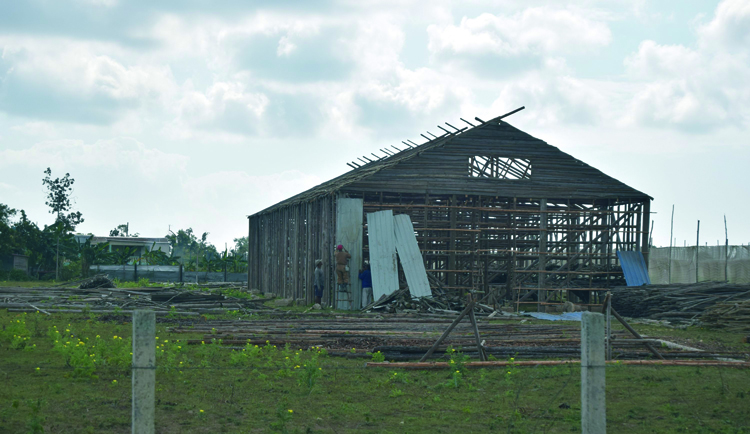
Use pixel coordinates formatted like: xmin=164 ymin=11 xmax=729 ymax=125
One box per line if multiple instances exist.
xmin=247 ymin=109 xmax=652 ymax=310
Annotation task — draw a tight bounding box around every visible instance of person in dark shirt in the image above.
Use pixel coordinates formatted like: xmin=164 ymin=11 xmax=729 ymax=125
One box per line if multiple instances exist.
xmin=359 ymin=262 xmax=373 ymax=308
xmin=313 ymin=259 xmax=324 ymax=305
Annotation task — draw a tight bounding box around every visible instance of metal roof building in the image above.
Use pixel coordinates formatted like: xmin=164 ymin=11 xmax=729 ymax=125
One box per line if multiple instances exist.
xmin=247 ymin=109 xmax=652 ymax=310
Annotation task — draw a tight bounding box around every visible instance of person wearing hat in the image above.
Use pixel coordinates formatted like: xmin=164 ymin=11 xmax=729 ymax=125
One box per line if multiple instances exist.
xmin=313 ymin=259 xmax=324 ymax=305
xmin=334 ymin=244 xmax=351 ymax=285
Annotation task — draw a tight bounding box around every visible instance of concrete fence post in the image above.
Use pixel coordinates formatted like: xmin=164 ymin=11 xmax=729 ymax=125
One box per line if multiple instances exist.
xmin=132 ymin=310 xmax=155 ymax=434
xmin=581 ymin=311 xmax=606 ymax=434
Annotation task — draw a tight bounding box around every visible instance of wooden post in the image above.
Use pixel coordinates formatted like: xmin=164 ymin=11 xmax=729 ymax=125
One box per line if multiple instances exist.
xmin=581 ymin=312 xmax=606 ymax=434
xmin=247 ymin=216 xmax=258 ymax=291
xmin=724 ymin=215 xmax=729 ymax=283
xmin=134 ymin=262 xmax=138 ymax=282
xmin=56 ymin=235 xmax=60 ymax=282
xmin=132 ymin=310 xmax=155 ymax=434
xmin=600 ymin=293 xmax=612 ymax=361
xmin=448 ymin=195 xmax=457 ymax=287
xmin=641 ymin=200 xmax=651 ymax=268
xmin=468 ymin=309 xmax=486 ymax=362
xmin=538 ymin=199 xmax=548 ymax=312
xmin=179 ymin=263 xmax=183 ymax=283
xmin=669 ymin=205 xmax=674 ymax=284
xmin=696 ymin=220 xmax=700 ymax=283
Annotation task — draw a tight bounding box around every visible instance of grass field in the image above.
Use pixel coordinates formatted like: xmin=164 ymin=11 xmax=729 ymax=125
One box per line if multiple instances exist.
xmin=1 ymin=307 xmax=749 ymax=433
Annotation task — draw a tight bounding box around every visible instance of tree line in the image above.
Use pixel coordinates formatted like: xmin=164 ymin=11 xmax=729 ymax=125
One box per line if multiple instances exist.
xmin=0 ymin=168 xmax=247 ymax=281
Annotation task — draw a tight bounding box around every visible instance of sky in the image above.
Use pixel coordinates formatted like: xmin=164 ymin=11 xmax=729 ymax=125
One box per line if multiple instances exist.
xmin=0 ymin=0 xmax=748 ymax=250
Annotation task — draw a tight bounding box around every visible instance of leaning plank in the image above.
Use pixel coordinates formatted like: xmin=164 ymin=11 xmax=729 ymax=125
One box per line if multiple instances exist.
xmin=419 ymin=301 xmax=474 ymax=362
xmin=393 ymin=214 xmax=432 ymax=299
xmin=611 ymin=308 xmax=665 ymax=360
xmin=367 ymin=210 xmax=399 ymax=301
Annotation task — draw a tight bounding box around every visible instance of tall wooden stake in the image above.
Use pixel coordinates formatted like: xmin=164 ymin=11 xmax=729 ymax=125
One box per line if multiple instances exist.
xmin=669 ymin=205 xmax=674 ymax=284
xmin=724 ymin=215 xmax=729 ymax=283
xmin=696 ymin=220 xmax=700 ymax=283
xmin=538 ymin=199 xmax=548 ymax=312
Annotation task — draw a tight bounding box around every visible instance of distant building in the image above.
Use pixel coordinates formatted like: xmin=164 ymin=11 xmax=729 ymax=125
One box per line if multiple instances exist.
xmin=75 ymin=235 xmax=171 ymax=257
xmin=0 ymin=254 xmax=29 ymax=274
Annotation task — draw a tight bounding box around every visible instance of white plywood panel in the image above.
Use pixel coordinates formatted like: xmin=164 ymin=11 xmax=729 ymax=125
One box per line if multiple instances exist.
xmin=393 ymin=214 xmax=432 ymax=299
xmin=367 ymin=210 xmax=399 ymax=302
xmin=336 ymin=198 xmax=363 ymax=310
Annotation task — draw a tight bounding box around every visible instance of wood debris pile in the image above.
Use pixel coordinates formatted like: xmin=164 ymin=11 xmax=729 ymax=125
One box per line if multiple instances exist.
xmin=701 ymin=300 xmax=750 ymax=332
xmin=79 ymin=274 xmax=116 ymax=289
xmin=170 ymin=317 xmax=747 ymax=361
xmin=0 ymin=280 xmax=274 ymax=316
xmin=611 ymin=282 xmax=750 ymax=322
xmin=362 ymin=274 xmax=496 ymax=315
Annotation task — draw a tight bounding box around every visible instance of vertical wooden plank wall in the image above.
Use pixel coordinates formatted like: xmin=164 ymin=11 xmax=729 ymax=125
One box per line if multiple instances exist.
xmin=248 ymin=191 xmax=648 ymax=310
xmin=247 ymin=195 xmax=337 ymax=304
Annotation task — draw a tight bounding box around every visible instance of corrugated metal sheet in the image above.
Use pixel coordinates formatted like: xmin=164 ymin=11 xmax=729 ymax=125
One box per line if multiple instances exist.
xmin=336 ymin=198 xmax=363 ymax=310
xmin=617 ymin=250 xmax=651 ymax=286
xmin=393 ymin=214 xmax=431 ymax=299
xmin=367 ymin=210 xmax=399 ymax=302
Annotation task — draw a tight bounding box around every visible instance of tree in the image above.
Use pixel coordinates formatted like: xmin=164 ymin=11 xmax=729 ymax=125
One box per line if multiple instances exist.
xmin=0 ymin=204 xmax=18 ymax=257
xmin=165 ymin=228 xmax=217 ymax=269
xmin=42 ymin=168 xmax=84 ymax=231
xmin=77 ymin=236 xmax=112 ymax=277
xmin=232 ymin=236 xmax=248 ymax=257
xmin=42 ymin=168 xmax=85 ymax=280
xmin=109 ymin=223 xmax=139 ymax=237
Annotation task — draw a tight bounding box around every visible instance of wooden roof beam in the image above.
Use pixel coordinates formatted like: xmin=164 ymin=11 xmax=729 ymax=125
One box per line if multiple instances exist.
xmin=460 ymin=117 xmax=476 ymax=127
xmin=437 ymin=125 xmax=452 ymax=135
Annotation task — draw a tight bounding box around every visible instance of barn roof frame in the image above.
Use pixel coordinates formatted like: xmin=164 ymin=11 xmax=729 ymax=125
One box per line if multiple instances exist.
xmin=250 ymin=107 xmax=651 ymax=217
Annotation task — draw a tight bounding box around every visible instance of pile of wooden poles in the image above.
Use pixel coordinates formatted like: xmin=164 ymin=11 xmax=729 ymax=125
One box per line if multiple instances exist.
xmin=0 ymin=282 xmax=275 ymax=316
xmin=611 ymin=282 xmax=750 ymax=322
xmin=169 ymin=317 xmax=747 ymax=361
xmin=701 ymin=300 xmax=750 ymax=332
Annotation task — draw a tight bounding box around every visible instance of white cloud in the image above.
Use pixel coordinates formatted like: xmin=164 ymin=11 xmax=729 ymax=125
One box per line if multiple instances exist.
xmin=1 ymin=38 xmax=174 ymax=101
xmin=698 ymin=0 xmax=750 ymax=49
xmin=77 ymin=0 xmax=118 ymax=6
xmin=622 ymin=1 xmax=750 ymax=131
xmin=0 ymin=36 xmax=178 ymax=123
xmin=276 ymin=36 xmax=297 ymax=57
xmin=427 ymin=7 xmax=611 ymax=58
xmin=624 ymin=41 xmax=701 ymax=79
xmin=164 ymin=81 xmax=269 ymax=139
xmin=0 ymin=182 xmax=17 ymax=192
xmin=176 ymin=170 xmax=323 ymax=246
xmin=0 ymin=137 xmax=188 ymax=179
xmin=492 ymin=73 xmax=607 ymax=126
xmin=185 ymin=170 xmax=321 ymax=215
xmin=10 ymin=121 xmax=58 ymax=137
